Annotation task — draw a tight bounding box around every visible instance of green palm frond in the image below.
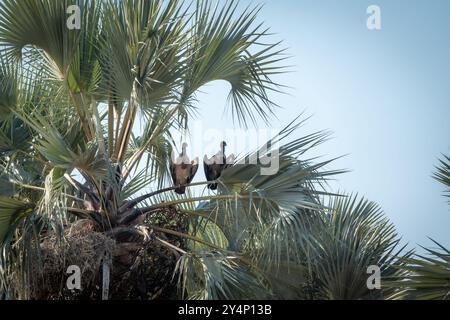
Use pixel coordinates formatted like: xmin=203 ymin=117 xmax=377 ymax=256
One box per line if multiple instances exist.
xmin=184 ymin=0 xmax=287 ymax=126
xmin=175 ymin=252 xmax=270 ymax=300
xmin=0 ymin=196 xmax=31 ymax=245
xmin=0 ymin=0 xmax=102 ymax=94
xmin=386 ymin=239 xmax=450 ymax=300
xmin=0 ymin=118 xmax=31 ymax=155
xmin=15 ymin=110 xmax=107 ymax=180
xmin=0 ymin=54 xmax=17 ymax=118
xmin=433 ymin=155 xmax=450 ymax=201
xmin=99 ymin=0 xmax=187 ymax=105
xmin=292 ymin=195 xmax=409 ymax=300
xmin=0 ymin=0 xmax=79 ymax=74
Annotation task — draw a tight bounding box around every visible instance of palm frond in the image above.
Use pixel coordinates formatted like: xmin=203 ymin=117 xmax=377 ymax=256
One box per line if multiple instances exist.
xmin=99 ymin=0 xmax=187 ymax=104
xmin=183 ymin=0 xmax=288 ymax=127
xmin=386 ymin=239 xmax=450 ymax=300
xmin=175 ymin=252 xmax=270 ymax=300
xmin=294 ymin=195 xmax=410 ymax=300
xmin=433 ymin=155 xmax=450 ymax=202
xmin=0 ymin=196 xmax=31 ymax=245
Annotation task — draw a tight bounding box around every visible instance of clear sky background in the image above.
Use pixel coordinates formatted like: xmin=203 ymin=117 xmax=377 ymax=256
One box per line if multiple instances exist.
xmin=184 ymin=0 xmax=450 ymax=249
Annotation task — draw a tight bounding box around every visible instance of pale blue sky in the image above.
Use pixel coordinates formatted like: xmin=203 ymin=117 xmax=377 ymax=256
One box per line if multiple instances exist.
xmin=187 ymin=0 xmax=450 ymax=249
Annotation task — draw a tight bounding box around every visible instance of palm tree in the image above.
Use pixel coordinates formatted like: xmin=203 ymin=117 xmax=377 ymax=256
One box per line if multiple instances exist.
xmin=0 ymin=0 xmax=350 ymax=299
xmin=0 ymin=0 xmax=419 ymax=301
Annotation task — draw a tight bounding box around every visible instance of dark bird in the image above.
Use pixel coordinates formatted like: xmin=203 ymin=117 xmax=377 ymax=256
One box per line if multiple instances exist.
xmin=203 ymin=141 xmax=234 ymax=190
xmin=170 ymin=143 xmax=199 ymax=194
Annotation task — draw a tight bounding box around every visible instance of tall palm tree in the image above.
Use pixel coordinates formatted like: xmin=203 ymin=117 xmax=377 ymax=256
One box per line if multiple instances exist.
xmin=0 ymin=0 xmax=349 ymax=299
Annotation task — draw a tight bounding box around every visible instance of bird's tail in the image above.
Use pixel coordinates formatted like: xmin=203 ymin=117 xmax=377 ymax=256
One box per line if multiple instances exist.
xmin=175 ymin=186 xmax=186 ymax=194
xmin=207 ymin=183 xmax=218 ymax=190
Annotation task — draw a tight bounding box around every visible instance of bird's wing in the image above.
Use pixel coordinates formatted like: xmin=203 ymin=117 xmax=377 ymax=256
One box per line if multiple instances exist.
xmin=204 ymin=153 xmax=216 ymax=166
xmin=188 ymin=158 xmax=199 ymax=183
xmin=226 ymin=154 xmax=235 ymax=165
xmin=174 ymin=156 xmax=182 ymax=165
xmin=204 ymin=156 xmax=212 ymax=180
xmin=213 ymin=151 xmax=225 ymax=165
xmin=169 ymin=156 xmax=178 ymax=185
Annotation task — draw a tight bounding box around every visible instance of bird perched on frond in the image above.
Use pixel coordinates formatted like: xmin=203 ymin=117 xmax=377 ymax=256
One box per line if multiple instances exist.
xmin=169 ymin=143 xmax=199 ymax=194
xmin=203 ymin=141 xmax=234 ymax=190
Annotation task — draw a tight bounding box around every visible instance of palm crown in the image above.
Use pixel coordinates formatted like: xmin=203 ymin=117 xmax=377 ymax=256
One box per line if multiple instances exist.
xmin=0 ymin=0 xmax=339 ymax=299
xmin=0 ymin=0 xmax=447 ymax=300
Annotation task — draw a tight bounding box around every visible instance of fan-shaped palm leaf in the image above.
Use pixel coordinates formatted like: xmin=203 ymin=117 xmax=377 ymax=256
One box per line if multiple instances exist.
xmin=386 ymin=239 xmax=450 ymax=300
xmin=434 ymin=155 xmax=450 ymax=202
